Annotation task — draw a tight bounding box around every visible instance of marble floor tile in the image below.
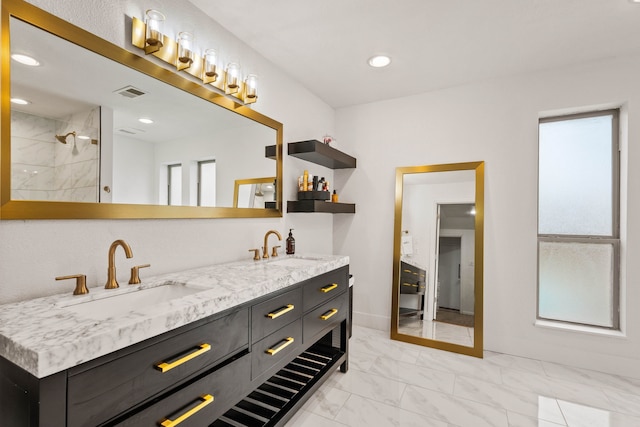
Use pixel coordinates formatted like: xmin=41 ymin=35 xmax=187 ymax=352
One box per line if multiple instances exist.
xmin=400 ymin=384 xmax=510 ymax=427
xmin=603 ymin=388 xmax=640 ymax=417
xmin=285 ymin=325 xmax=640 ymax=427
xmin=299 ymin=383 xmax=351 ymax=419
xmin=369 ymin=355 xmax=456 ymax=394
xmin=557 ymin=399 xmax=640 ymax=427
xmin=506 ymin=411 xmax=566 ymax=427
xmin=328 ymin=366 xmax=407 ymax=406
xmin=416 ymin=347 xmax=504 ymax=384
xmin=453 ymin=376 xmax=565 ymax=424
xmin=483 ymin=351 xmax=547 ymax=376
xmin=285 ymin=409 xmax=347 ymax=427
xmin=541 ymin=361 xmax=640 ymax=395
xmin=335 ymin=394 xmax=448 ymax=427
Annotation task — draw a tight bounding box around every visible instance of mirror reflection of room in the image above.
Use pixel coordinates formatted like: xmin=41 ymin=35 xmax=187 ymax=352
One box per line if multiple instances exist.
xmin=9 ymin=17 xmax=277 ymax=209
xmin=397 ymin=169 xmax=476 ymax=348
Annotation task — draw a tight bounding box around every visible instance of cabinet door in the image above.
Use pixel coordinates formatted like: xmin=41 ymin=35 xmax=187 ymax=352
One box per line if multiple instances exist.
xmin=115 ymin=354 xmax=250 ymax=426
xmin=67 ymin=308 xmax=248 ymax=427
xmin=251 ymin=288 xmax=302 ymax=344
xmin=251 ymin=320 xmax=302 ymax=381
xmin=303 ymin=291 xmax=348 ymax=344
xmin=302 ymin=267 xmax=348 ymax=311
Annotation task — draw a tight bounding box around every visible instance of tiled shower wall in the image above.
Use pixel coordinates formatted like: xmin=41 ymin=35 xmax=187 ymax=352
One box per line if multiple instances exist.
xmin=11 ymin=107 xmax=99 ymax=202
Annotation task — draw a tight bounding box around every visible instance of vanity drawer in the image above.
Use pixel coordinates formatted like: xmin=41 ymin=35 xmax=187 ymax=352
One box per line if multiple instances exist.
xmin=115 ymin=352 xmax=251 ymax=426
xmin=251 ymin=287 xmax=302 ymax=344
xmin=251 ymin=320 xmax=302 ymax=380
xmin=67 ymin=308 xmax=249 ymax=427
xmin=302 ymin=267 xmax=348 ymax=311
xmin=303 ymin=291 xmax=348 ymax=344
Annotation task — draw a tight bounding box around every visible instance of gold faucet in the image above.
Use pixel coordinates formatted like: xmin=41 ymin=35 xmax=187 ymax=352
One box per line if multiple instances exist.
xmin=105 ymin=239 xmax=133 ymax=289
xmin=262 ymin=230 xmax=282 ymax=259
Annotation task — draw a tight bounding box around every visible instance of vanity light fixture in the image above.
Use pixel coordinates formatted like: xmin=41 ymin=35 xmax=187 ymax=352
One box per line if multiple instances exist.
xmin=242 ymin=74 xmax=258 ymax=104
xmin=11 ymin=53 xmax=40 ymax=66
xmin=10 ymin=97 xmax=30 ymax=105
xmin=176 ymin=31 xmax=194 ymax=71
xmin=144 ymin=9 xmax=165 ymax=54
xmin=368 ymin=55 xmax=391 ymax=68
xmin=138 ymin=118 xmax=154 ymax=124
xmin=202 ymin=49 xmax=218 ymax=84
xmin=131 ymin=17 xmax=260 ymax=104
xmin=225 ymin=62 xmax=241 ymax=95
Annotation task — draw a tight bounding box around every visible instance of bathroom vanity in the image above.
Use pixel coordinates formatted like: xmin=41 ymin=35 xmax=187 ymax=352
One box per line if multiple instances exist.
xmin=0 ymin=255 xmax=349 ymax=427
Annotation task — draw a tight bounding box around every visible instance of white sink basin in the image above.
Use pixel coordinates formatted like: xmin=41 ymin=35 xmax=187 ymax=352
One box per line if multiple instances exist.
xmin=267 ymin=257 xmax=322 ymax=268
xmin=58 ymin=284 xmax=204 ymax=320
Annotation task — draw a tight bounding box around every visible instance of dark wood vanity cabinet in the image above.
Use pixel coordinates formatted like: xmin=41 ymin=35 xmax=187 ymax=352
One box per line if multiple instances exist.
xmin=398 ymin=261 xmax=427 ymax=318
xmin=0 ymin=266 xmax=349 ymax=427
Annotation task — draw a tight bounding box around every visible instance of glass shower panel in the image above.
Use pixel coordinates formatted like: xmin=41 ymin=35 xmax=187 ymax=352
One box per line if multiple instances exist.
xmin=538 ymin=241 xmax=614 ymax=327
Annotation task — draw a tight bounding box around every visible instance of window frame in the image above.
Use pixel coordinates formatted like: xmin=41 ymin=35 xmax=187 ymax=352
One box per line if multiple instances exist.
xmin=197 ymin=159 xmax=216 ymax=207
xmin=537 ymin=109 xmax=621 ymax=330
xmin=167 ymin=163 xmax=182 ymax=206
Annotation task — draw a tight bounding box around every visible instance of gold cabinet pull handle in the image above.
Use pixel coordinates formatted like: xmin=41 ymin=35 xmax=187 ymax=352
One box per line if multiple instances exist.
xmin=320 ymin=283 xmax=338 ymax=293
xmin=266 ymin=337 xmax=294 ymax=355
xmin=403 ymin=269 xmax=412 ymax=273
xmin=266 ymin=304 xmax=295 ymax=319
xmin=401 ymin=283 xmax=412 ymax=287
xmin=320 ymin=308 xmax=338 ymax=320
xmin=155 ymin=344 xmax=211 ymax=373
xmin=159 ymin=394 xmax=214 ymax=427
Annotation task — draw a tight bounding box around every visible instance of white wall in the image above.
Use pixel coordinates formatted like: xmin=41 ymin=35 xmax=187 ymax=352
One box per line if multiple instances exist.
xmin=335 ymin=55 xmax=640 ymax=378
xmin=0 ymin=0 xmax=336 ymax=305
xmin=112 ymin=134 xmax=155 ymax=204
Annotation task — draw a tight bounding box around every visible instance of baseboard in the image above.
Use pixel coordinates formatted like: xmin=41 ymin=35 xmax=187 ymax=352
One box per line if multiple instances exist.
xmin=353 ymin=311 xmax=389 ymax=332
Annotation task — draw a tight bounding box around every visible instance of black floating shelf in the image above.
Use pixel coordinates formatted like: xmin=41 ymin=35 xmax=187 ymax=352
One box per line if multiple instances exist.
xmin=265 ymin=145 xmax=276 ymax=160
xmin=288 ymin=140 xmax=356 ymax=169
xmin=287 ymin=200 xmax=355 ymax=214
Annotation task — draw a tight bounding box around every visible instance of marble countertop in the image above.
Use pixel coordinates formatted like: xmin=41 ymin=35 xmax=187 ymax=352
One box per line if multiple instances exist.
xmin=0 ymin=254 xmax=348 ymax=378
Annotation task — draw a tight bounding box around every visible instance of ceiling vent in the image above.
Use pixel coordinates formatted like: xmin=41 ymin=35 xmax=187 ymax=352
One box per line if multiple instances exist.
xmin=114 ymin=85 xmax=147 ymax=98
xmin=117 ymin=127 xmax=145 ymax=135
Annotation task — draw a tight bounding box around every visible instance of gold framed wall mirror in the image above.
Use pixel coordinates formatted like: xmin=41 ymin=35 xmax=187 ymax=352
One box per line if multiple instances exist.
xmin=1 ymin=0 xmax=283 ymax=219
xmin=233 ymin=177 xmax=276 ymax=208
xmin=391 ymin=161 xmax=484 ymax=357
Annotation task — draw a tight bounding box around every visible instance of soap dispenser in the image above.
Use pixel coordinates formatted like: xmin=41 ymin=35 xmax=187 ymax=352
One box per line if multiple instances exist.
xmin=286 ymin=229 xmax=295 ymax=255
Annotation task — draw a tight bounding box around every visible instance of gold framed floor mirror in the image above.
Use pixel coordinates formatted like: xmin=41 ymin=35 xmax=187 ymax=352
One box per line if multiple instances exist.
xmin=391 ymin=161 xmax=484 ymax=357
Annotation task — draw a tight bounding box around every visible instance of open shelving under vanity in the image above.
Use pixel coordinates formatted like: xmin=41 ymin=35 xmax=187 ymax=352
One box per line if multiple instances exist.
xmin=286 ymin=140 xmax=356 ymax=214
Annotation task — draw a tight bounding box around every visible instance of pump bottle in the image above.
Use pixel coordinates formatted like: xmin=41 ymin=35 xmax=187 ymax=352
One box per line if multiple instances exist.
xmin=286 ymin=229 xmax=295 ymax=254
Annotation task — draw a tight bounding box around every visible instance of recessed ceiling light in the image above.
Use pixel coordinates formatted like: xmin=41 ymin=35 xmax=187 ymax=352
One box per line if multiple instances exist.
xmin=368 ymin=55 xmax=391 ymax=68
xmin=10 ymin=98 xmax=30 ymax=105
xmin=138 ymin=118 xmax=154 ymax=124
xmin=11 ymin=54 xmax=40 ymax=66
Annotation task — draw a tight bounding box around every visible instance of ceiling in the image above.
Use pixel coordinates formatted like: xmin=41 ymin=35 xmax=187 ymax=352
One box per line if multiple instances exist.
xmin=190 ymin=0 xmax=640 ymax=109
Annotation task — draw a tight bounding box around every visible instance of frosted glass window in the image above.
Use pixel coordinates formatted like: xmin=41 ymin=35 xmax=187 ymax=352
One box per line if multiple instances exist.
xmin=538 ymin=241 xmax=614 ymax=327
xmin=539 ymin=115 xmax=613 ymax=236
xmin=198 ymin=160 xmax=216 ymax=207
xmin=537 ymin=109 xmax=619 ymax=329
xmin=168 ymin=164 xmax=182 ymax=206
